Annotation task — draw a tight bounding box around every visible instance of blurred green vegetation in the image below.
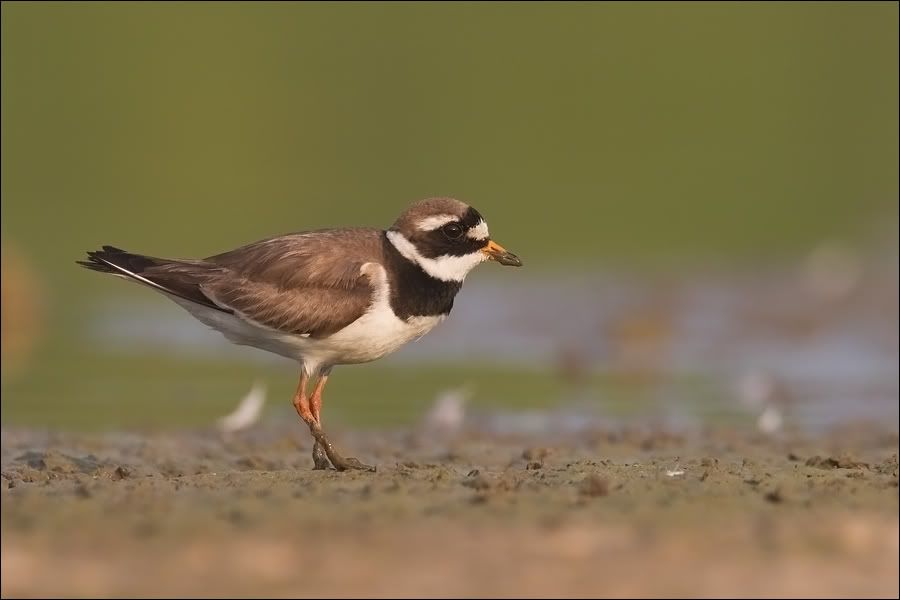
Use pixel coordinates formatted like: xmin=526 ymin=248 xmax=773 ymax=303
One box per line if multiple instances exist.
xmin=2 ymin=350 xmax=722 ymax=431
xmin=2 ymin=2 xmax=897 ymax=430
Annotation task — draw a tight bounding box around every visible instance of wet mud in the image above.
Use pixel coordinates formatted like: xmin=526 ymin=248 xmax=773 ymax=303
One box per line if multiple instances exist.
xmin=2 ymin=424 xmax=898 ymax=597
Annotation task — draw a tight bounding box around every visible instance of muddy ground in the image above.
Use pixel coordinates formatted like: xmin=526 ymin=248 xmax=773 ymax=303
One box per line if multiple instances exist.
xmin=2 ymin=423 xmax=898 ymax=598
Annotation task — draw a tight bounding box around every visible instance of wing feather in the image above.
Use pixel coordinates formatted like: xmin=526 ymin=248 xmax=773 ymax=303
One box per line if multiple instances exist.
xmin=197 ymin=228 xmax=383 ymax=337
xmin=82 ymin=229 xmax=385 ymax=338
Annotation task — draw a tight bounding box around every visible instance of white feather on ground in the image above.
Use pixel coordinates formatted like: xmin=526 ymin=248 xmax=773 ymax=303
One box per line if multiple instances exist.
xmin=757 ymin=404 xmax=784 ymax=434
xmin=419 ymin=385 xmax=472 ymax=437
xmin=216 ymin=381 xmax=267 ymax=433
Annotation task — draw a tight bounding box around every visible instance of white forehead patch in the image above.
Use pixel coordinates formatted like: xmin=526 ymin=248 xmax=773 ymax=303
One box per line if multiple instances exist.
xmin=467 ymin=219 xmax=490 ymax=241
xmin=417 ymin=214 xmax=458 ymax=232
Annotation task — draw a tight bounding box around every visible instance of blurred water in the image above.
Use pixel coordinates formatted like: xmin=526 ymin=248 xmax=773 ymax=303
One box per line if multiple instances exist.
xmin=85 ymin=253 xmax=899 ymax=433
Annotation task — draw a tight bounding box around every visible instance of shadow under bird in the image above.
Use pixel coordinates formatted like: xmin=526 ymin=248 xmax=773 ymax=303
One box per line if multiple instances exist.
xmin=79 ymin=197 xmax=522 ymax=471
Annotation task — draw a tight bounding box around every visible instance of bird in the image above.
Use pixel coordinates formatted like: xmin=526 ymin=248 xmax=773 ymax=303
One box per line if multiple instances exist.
xmin=78 ymin=197 xmax=522 ymax=472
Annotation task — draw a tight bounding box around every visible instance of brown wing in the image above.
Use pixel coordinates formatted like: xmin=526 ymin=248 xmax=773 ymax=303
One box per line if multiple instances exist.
xmin=197 ymin=228 xmax=384 ymax=338
xmin=82 ymin=229 xmax=385 ymax=339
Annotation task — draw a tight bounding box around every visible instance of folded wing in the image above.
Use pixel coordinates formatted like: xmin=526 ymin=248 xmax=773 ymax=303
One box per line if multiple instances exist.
xmin=79 ymin=229 xmax=384 ymax=338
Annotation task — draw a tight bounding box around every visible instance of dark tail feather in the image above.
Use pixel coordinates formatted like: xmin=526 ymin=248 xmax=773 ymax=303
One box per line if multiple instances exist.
xmin=77 ymin=245 xmax=161 ymax=275
xmin=77 ymin=245 xmax=231 ymax=314
xmin=76 ymin=259 xmax=113 ymax=273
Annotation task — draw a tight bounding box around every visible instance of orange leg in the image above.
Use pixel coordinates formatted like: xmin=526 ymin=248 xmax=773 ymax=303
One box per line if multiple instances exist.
xmin=292 ymin=368 xmax=375 ymax=472
xmin=309 ymin=373 xmax=330 ymax=470
xmin=309 ymin=372 xmax=328 ymax=426
xmin=291 ymin=371 xmax=314 ymax=426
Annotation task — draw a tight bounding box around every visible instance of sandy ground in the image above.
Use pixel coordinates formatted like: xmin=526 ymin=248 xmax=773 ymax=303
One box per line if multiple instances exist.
xmin=2 ymin=423 xmax=898 ymax=598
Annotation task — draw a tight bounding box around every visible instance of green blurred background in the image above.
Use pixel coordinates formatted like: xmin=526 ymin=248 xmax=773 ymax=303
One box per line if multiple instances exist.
xmin=2 ymin=2 xmax=897 ymax=430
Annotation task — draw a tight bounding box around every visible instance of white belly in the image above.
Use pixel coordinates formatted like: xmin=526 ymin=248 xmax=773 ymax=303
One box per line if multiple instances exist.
xmin=169 ymin=262 xmax=447 ymax=375
xmin=298 ymin=306 xmax=445 ymax=368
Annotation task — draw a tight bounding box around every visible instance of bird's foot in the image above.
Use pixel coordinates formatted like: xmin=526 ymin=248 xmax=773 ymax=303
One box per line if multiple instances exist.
xmin=332 ymin=455 xmax=376 ymax=472
xmin=311 ymin=429 xmax=376 ymax=472
xmin=331 ymin=456 xmax=375 ymax=473
xmin=312 ymin=441 xmax=331 ymax=470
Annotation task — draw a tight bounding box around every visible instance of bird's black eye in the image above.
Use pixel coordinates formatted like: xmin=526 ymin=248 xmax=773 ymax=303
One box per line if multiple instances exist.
xmin=442 ymin=223 xmax=464 ymax=239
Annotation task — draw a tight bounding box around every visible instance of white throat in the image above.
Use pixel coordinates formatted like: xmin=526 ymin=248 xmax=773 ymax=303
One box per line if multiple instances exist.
xmin=386 ymin=230 xmax=486 ymax=282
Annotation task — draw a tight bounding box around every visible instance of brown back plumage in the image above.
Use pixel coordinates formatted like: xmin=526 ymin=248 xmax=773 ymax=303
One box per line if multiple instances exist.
xmin=200 ymin=228 xmax=384 ymax=337
xmin=79 ymin=230 xmax=387 ymax=338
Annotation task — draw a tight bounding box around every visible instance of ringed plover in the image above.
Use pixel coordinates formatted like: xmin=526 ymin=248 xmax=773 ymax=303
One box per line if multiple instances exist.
xmin=79 ymin=197 xmax=522 ymax=471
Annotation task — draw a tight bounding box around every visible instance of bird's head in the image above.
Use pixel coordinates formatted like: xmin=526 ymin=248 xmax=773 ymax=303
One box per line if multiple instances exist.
xmin=386 ymin=197 xmax=522 ymax=282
